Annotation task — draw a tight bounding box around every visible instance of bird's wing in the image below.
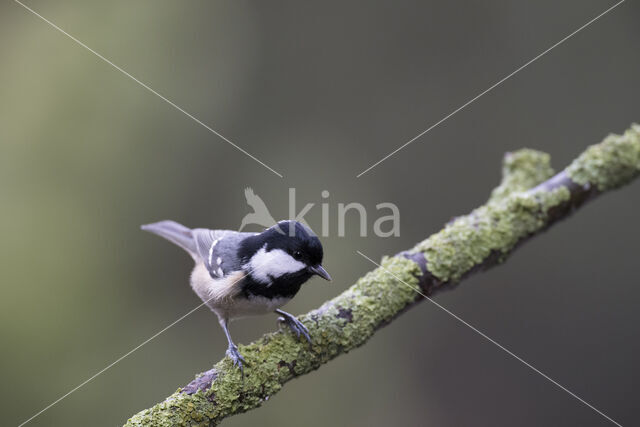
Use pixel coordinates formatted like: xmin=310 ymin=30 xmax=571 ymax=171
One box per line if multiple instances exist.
xmin=192 ymin=229 xmax=253 ymax=279
xmin=192 ymin=229 xmax=228 ymax=279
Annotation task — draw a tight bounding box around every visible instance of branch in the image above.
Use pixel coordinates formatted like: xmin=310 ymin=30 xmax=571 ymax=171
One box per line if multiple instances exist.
xmin=125 ymin=124 xmax=640 ymax=426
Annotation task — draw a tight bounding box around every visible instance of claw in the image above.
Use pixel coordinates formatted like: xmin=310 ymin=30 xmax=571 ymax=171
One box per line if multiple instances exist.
xmin=226 ymin=345 xmax=246 ymax=376
xmin=278 ymin=313 xmax=312 ymax=344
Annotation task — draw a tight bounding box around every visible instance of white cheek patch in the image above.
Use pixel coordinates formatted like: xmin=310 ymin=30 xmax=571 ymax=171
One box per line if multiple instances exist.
xmin=246 ymin=246 xmax=306 ymax=284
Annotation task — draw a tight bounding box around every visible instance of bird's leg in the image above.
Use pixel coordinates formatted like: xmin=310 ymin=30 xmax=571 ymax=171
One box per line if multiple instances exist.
xmin=219 ymin=318 xmax=245 ymax=375
xmin=276 ymin=309 xmax=311 ymax=344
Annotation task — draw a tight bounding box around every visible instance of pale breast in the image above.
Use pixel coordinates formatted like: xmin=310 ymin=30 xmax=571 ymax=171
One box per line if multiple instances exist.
xmin=190 ymin=263 xmax=244 ymax=310
xmin=190 ymin=263 xmax=290 ymax=320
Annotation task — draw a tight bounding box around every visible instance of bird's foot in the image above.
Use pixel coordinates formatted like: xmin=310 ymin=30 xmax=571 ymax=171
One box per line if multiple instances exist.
xmin=226 ymin=344 xmax=246 ymax=375
xmin=278 ymin=313 xmax=312 ymax=344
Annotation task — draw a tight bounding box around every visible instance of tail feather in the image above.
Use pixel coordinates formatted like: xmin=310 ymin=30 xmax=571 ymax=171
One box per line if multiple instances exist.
xmin=141 ymin=220 xmax=197 ymax=257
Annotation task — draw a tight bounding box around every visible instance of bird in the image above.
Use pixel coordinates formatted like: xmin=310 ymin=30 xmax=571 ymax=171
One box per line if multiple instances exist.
xmin=238 ymin=187 xmax=277 ymax=232
xmin=141 ymin=219 xmax=331 ymax=373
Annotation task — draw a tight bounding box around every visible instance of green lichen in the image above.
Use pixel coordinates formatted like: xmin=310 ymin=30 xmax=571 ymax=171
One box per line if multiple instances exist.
xmin=413 ymin=186 xmax=570 ymax=282
xmin=125 ymin=256 xmax=420 ymax=426
xmin=489 ymin=149 xmax=555 ymax=203
xmin=125 ymin=391 xmax=215 ymax=427
xmin=412 ymin=147 xmax=566 ymax=283
xmin=566 ymin=124 xmax=640 ymax=191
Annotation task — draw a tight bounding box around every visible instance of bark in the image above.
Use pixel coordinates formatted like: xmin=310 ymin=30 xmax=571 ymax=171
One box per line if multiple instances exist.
xmin=125 ymin=124 xmax=640 ymax=426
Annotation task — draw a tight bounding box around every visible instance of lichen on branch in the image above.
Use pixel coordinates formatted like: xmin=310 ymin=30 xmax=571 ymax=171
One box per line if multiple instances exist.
xmin=567 ymin=124 xmax=640 ymax=190
xmin=126 ymin=256 xmax=422 ymax=427
xmin=488 ymin=148 xmax=555 ymax=203
xmin=125 ymin=124 xmax=640 ymax=427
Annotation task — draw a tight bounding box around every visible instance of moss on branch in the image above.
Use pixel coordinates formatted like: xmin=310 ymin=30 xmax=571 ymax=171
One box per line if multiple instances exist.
xmin=125 ymin=124 xmax=640 ymax=427
xmin=126 ymin=256 xmax=421 ymax=426
xmin=413 ymin=185 xmax=570 ymax=282
xmin=567 ymin=124 xmax=640 ymax=190
xmin=488 ymin=148 xmax=555 ymax=203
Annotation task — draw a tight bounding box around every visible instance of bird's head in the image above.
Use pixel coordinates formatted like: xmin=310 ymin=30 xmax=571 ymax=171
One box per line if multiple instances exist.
xmin=240 ymin=220 xmax=331 ymax=286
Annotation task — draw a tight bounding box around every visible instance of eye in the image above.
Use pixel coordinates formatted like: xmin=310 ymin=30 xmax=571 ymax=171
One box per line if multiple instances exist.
xmin=292 ymin=250 xmax=303 ymax=261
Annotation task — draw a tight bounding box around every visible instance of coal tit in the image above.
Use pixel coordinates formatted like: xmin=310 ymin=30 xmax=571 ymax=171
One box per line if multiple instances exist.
xmin=141 ymin=219 xmax=331 ymax=372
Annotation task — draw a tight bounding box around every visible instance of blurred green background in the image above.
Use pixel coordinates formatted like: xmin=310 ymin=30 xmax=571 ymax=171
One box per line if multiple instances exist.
xmin=2 ymin=1 xmax=639 ymax=426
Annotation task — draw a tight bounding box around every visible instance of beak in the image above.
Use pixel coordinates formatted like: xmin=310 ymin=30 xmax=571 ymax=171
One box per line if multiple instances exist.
xmin=309 ymin=265 xmax=332 ymax=281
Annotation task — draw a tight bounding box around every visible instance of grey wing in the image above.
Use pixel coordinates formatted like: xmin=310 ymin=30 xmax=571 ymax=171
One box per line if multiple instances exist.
xmin=192 ymin=229 xmax=253 ymax=279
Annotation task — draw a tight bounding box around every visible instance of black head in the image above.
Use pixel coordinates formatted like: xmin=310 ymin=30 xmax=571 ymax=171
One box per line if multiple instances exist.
xmin=266 ymin=220 xmax=323 ymax=264
xmin=239 ymin=220 xmax=331 ymax=298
